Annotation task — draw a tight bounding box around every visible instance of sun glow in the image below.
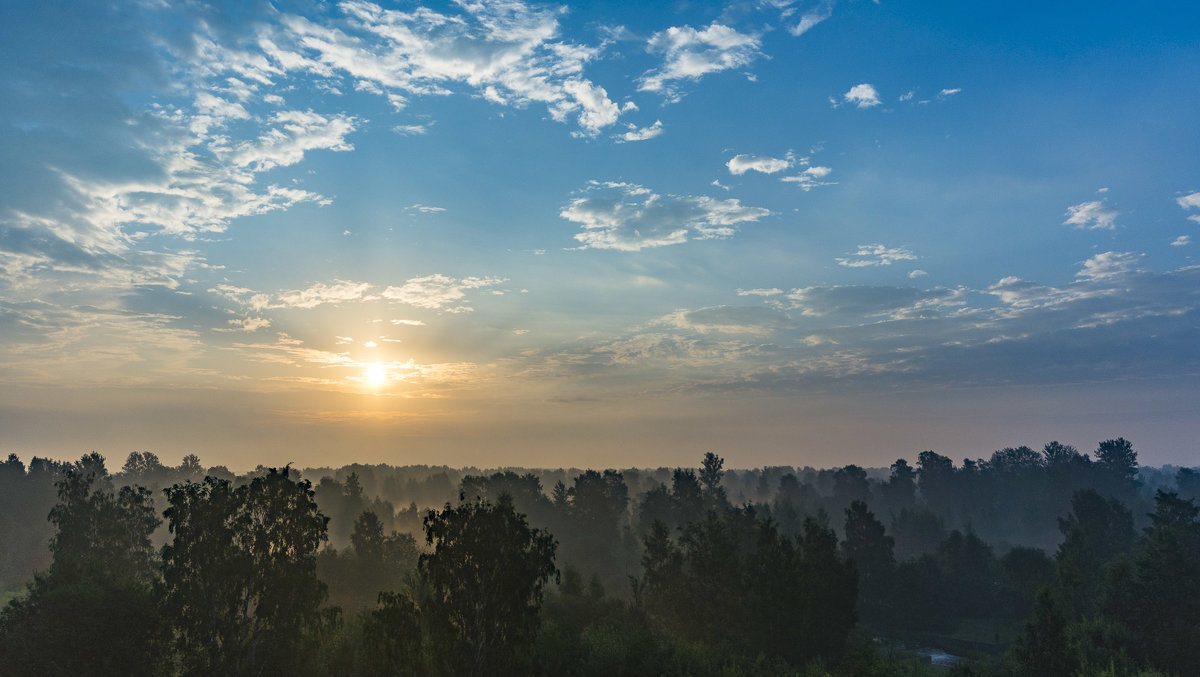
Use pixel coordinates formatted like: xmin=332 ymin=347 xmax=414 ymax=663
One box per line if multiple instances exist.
xmin=365 ymin=363 xmax=387 ymax=388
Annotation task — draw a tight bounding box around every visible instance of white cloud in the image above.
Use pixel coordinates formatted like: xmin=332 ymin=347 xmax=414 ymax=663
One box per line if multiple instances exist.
xmin=216 ymin=110 xmax=357 ymax=173
xmin=1172 ymin=235 xmax=1191 ymax=247
xmin=263 ymin=0 xmax=625 ymax=135
xmin=390 ymin=319 xmax=426 ymax=326
xmin=381 ymin=274 xmax=505 ymax=312
xmin=393 ymin=124 xmax=428 ymax=135
xmin=1177 ymin=192 xmax=1200 ymax=209
xmin=836 ymin=244 xmax=918 ymax=268
xmin=780 ymin=165 xmax=834 ymax=191
xmin=737 ymin=288 xmax=784 ymax=297
xmin=841 ymin=83 xmax=881 ymax=108
xmin=560 ymin=181 xmax=770 ymax=251
xmin=908 ymin=269 xmax=928 ymax=278
xmin=789 ymin=1 xmax=834 ymax=36
xmin=1076 ymin=251 xmax=1142 ymax=280
xmin=937 ymin=88 xmax=962 ymax=99
xmin=617 ymin=120 xmax=664 ymax=142
xmin=1064 ymin=200 xmax=1119 ymax=230
xmin=727 ymin=153 xmax=791 ymax=175
xmin=276 ymin=280 xmax=375 ymax=308
xmin=899 ymin=90 xmax=915 ymax=102
xmin=638 ymin=23 xmax=761 ymax=101
xmin=409 ymin=204 xmax=446 ymax=213
xmin=1178 ymin=192 xmax=1200 ymax=222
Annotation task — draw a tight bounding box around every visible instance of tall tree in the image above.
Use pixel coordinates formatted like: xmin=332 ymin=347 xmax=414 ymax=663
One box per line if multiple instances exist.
xmin=161 ymin=468 xmax=329 ymax=676
xmin=0 ymin=456 xmax=164 ymax=677
xmin=420 ymin=494 xmax=557 ymax=677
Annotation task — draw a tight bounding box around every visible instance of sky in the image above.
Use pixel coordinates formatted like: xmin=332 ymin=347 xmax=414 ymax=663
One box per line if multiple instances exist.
xmin=2 ymin=0 xmax=1199 ymax=470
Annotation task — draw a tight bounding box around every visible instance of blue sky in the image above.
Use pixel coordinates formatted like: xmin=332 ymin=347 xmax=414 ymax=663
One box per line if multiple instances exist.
xmin=2 ymin=0 xmax=1198 ymax=469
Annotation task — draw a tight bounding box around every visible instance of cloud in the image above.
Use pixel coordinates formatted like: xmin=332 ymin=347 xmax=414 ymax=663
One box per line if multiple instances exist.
xmin=276 ymin=280 xmax=375 ymax=309
xmin=664 ymin=305 xmax=790 ymax=334
xmin=638 ymin=23 xmax=761 ymax=101
xmin=727 ymin=154 xmax=791 ymax=175
xmin=1064 ymin=200 xmax=1119 ymax=230
xmin=840 ymin=83 xmax=881 ymax=108
xmin=409 ymin=204 xmax=446 ymax=213
xmin=1172 ymin=235 xmax=1191 ymax=247
xmin=780 ymin=165 xmax=834 ymax=191
xmin=1178 ymin=192 xmax=1200 ymax=223
xmin=393 ymin=124 xmax=429 ymax=135
xmin=908 ymin=269 xmax=927 ymax=278
xmin=1076 ymin=251 xmax=1141 ymax=280
xmin=785 ymin=285 xmax=966 ymax=318
xmin=937 ymin=88 xmax=962 ymax=99
xmin=737 ymin=288 xmax=784 ymax=297
xmin=216 ymin=110 xmax=357 ymax=173
xmin=560 ymin=181 xmax=771 ymax=251
xmin=836 ymin=244 xmax=918 ymax=267
xmin=381 ymin=274 xmax=505 ymax=312
xmin=617 ymin=120 xmax=664 ymax=143
xmin=261 ymin=0 xmax=625 ymax=135
xmin=789 ymin=1 xmax=835 ymax=36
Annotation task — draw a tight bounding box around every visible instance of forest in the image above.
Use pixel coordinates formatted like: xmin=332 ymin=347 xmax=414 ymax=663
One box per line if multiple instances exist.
xmin=1 ymin=440 xmax=1198 ymax=676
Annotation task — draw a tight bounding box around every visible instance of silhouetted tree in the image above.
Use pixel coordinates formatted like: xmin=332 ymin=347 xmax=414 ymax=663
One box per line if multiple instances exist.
xmin=0 ymin=455 xmax=164 ymax=676
xmin=420 ymin=494 xmax=557 ymax=676
xmin=161 ymin=468 xmax=329 ymax=676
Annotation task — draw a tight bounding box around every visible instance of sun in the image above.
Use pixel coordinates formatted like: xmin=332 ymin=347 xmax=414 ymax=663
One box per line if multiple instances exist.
xmin=365 ymin=363 xmax=387 ymax=388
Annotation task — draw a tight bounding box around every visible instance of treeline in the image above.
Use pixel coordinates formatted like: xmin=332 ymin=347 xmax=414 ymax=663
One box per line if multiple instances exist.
xmin=0 ymin=440 xmax=1198 ymax=675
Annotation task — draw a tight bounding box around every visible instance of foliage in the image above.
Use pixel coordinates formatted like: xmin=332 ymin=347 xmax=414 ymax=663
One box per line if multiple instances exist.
xmin=161 ymin=467 xmax=329 ymax=676
xmin=420 ymin=493 xmax=558 ymax=676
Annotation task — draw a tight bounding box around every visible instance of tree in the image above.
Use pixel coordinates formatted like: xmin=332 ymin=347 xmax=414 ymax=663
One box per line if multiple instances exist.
xmin=1055 ymin=489 xmax=1135 ymax=617
xmin=842 ymin=500 xmax=894 ymax=621
xmin=1118 ymin=491 xmax=1200 ymax=674
xmin=0 ymin=456 xmax=164 ymax=677
xmin=1095 ymin=438 xmax=1140 ymax=501
xmin=161 ymin=468 xmax=329 ymax=676
xmin=699 ymin=452 xmax=727 ymax=505
xmin=420 ymin=494 xmax=557 ymax=676
xmin=1016 ymin=588 xmax=1072 ymax=677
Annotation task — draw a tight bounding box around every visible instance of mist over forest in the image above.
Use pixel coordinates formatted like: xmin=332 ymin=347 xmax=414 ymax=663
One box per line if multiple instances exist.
xmin=2 ymin=439 xmax=1199 ymax=676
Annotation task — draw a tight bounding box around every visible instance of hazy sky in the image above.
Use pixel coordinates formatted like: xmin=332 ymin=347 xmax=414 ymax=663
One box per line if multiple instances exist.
xmin=2 ymin=0 xmax=1199 ymax=469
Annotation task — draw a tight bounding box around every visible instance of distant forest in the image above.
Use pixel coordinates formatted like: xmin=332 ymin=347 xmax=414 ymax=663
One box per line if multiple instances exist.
xmin=1 ymin=439 xmax=1199 ymax=676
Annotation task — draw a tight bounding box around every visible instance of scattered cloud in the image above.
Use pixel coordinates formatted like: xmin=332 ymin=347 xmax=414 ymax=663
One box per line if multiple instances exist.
xmin=1064 ymin=199 xmax=1120 ymax=230
xmin=1076 ymin=251 xmax=1141 ymax=280
xmin=617 ymin=120 xmax=664 ymax=143
xmin=937 ymin=88 xmax=962 ymax=99
xmin=639 ymin=23 xmax=761 ymax=101
xmin=560 ymin=181 xmax=770 ymax=251
xmin=1171 ymin=235 xmax=1190 ymax=247
xmin=664 ymin=305 xmax=790 ymax=334
xmin=1178 ymin=191 xmax=1200 ymax=223
xmin=780 ymin=164 xmax=834 ymax=191
xmin=727 ymin=153 xmax=792 ymax=175
xmin=409 ymin=204 xmax=446 ymax=213
xmin=381 ymin=274 xmax=505 ymax=312
xmin=908 ymin=269 xmax=928 ymax=278
xmin=276 ymin=280 xmax=375 ymax=309
xmin=737 ymin=288 xmax=784 ymax=297
xmin=836 ymin=244 xmax=918 ymax=268
xmin=393 ymin=124 xmax=429 ymax=135
xmin=785 ymin=285 xmax=966 ymax=318
xmin=839 ymin=83 xmax=881 ymax=108
xmin=262 ymin=0 xmax=625 ymax=135
xmin=789 ymin=1 xmax=835 ymax=36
